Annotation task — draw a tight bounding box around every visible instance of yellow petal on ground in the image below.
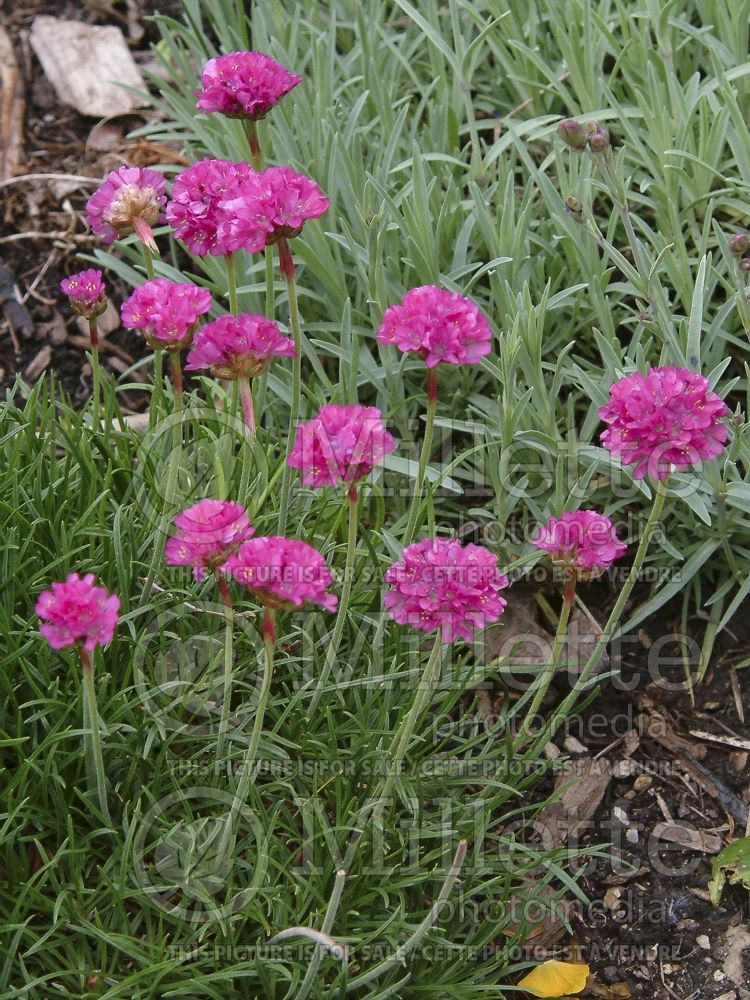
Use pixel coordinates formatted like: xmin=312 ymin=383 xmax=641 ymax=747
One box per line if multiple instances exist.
xmin=518 ymin=960 xmax=591 ymax=997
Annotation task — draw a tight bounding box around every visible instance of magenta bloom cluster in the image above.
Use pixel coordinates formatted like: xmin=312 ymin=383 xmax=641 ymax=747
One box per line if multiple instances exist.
xmin=166 ymin=160 xmax=328 ymax=257
xmin=186 ymin=313 xmax=295 ymax=379
xmin=226 ymin=537 xmax=338 ymax=612
xmin=86 ymin=166 xmax=166 ymax=251
xmin=195 ymin=51 xmax=301 ymax=119
xmin=121 ymin=278 xmax=213 ymax=349
xmin=384 ymin=537 xmax=508 ymax=643
xmin=165 ymin=500 xmax=255 ymax=579
xmin=600 ymin=366 xmax=729 ymax=480
xmin=166 ymin=159 xmax=255 ymax=256
xmin=534 ymin=511 xmax=627 ymax=576
xmin=223 ymin=166 xmax=329 ymax=248
xmin=36 ymin=573 xmax=120 ymax=651
xmin=60 ymin=269 xmax=107 ymax=319
xmin=287 ymin=404 xmax=396 ymax=488
xmin=377 ymin=285 xmax=493 ymax=368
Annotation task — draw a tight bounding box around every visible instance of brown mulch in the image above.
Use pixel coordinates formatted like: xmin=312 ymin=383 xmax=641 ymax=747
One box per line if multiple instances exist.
xmin=0 ymin=0 xmax=182 ymax=407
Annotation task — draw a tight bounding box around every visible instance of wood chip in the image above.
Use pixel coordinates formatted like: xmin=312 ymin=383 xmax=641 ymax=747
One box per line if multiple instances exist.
xmin=0 ymin=26 xmax=25 ymax=180
xmin=635 ymin=694 xmax=708 ymax=760
xmin=689 ymin=730 xmax=750 ymax=752
xmin=24 ymin=344 xmax=52 ymax=380
xmin=652 ymin=821 xmax=722 ymax=853
xmin=30 ymin=17 xmax=146 ymax=118
xmin=537 ymin=755 xmax=612 ymax=843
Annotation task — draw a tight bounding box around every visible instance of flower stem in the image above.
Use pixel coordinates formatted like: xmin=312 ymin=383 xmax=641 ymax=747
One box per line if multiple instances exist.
xmin=403 ymin=366 xmax=438 ymax=545
xmin=225 ymin=252 xmax=238 ymax=315
xmin=265 ymin=250 xmax=275 ymax=320
xmin=215 ymin=572 xmax=234 ymax=766
xmin=525 ymin=479 xmax=669 ymax=756
xmin=514 ymin=576 xmax=576 ymax=749
xmin=142 ymin=246 xmax=155 ymax=280
xmin=220 ymin=606 xmax=275 ymax=854
xmin=239 ymin=377 xmax=256 ymax=437
xmin=278 ymin=240 xmax=302 ymax=533
xmin=139 ymin=395 xmax=183 ymax=607
xmin=308 ymin=485 xmax=359 ymax=717
xmin=88 ymin=319 xmax=101 ymax=431
xmin=379 ymin=632 xmax=443 ymax=807
xmin=169 ymin=350 xmax=183 ymax=415
xmin=247 ymin=120 xmax=263 ymax=171
xmin=80 ymin=648 xmax=111 ymax=823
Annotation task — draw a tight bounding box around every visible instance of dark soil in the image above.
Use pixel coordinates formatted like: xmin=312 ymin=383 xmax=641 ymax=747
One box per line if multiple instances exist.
xmin=0 ymin=0 xmax=182 ymax=408
xmin=505 ymin=590 xmax=750 ymax=1000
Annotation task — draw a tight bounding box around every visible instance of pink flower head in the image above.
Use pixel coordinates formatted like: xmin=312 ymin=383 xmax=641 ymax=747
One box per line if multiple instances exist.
xmin=36 ymin=573 xmax=120 ymax=652
xmin=121 ymin=278 xmax=213 ymax=350
xmin=599 ymin=366 xmax=729 ymax=480
xmin=195 ymin=51 xmax=301 ymax=120
xmin=225 ymin=536 xmax=337 ymax=612
xmin=185 ymin=313 xmax=295 ymax=379
xmin=533 ymin=510 xmax=627 ymax=578
xmin=86 ymin=166 xmax=166 ymax=252
xmin=287 ymin=403 xmax=396 ymax=488
xmin=165 ymin=500 xmax=255 ymax=580
xmin=166 ymin=159 xmax=255 ymax=256
xmin=221 ymin=166 xmax=329 ymax=252
xmin=60 ymin=268 xmax=107 ymax=320
xmin=376 ymin=286 xmax=493 ymax=368
xmin=384 ymin=537 xmax=508 ymax=643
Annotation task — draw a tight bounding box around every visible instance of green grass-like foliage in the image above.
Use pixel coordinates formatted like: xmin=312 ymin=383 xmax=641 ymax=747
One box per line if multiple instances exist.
xmin=3 ymin=0 xmax=750 ymax=996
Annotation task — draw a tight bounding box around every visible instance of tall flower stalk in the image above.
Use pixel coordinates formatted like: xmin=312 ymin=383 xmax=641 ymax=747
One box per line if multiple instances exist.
xmin=80 ymin=647 xmax=111 ymax=821
xmin=36 ymin=573 xmax=120 ymax=823
xmin=164 ymin=499 xmax=255 ymax=762
xmin=60 ymin=269 xmax=108 ymax=431
xmin=278 ymin=242 xmax=304 ymax=532
xmin=286 ymin=403 xmax=396 ymax=712
xmin=404 ymin=366 xmax=438 ymax=544
xmin=308 ymin=484 xmax=359 ymax=717
xmin=515 ymin=510 xmax=627 ymax=746
xmin=220 ymin=536 xmax=337 ymax=848
xmin=376 ymin=285 xmax=492 ymax=544
xmin=185 ymin=313 xmax=295 ymax=438
xmin=523 ymin=484 xmax=668 ymax=757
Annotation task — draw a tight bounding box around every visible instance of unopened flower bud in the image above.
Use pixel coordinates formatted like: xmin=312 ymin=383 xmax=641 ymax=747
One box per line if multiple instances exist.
xmin=588 ymin=125 xmax=610 ymax=153
xmin=557 ymin=118 xmax=588 ymax=150
xmin=729 ymin=233 xmax=750 ymax=256
xmin=565 ymin=195 xmax=583 ymax=219
xmin=740 ymin=257 xmax=750 ymax=273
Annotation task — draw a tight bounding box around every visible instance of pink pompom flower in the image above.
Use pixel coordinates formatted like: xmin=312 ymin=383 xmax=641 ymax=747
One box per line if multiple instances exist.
xmin=225 ymin=536 xmax=338 ymax=612
xmin=185 ymin=313 xmax=295 ymax=379
xmin=287 ymin=403 xmax=396 ymax=489
xmin=533 ymin=510 xmax=627 ymax=578
xmin=166 ymin=159 xmax=256 ymax=256
xmin=86 ymin=166 xmax=166 ymax=252
xmin=195 ymin=51 xmax=301 ymax=120
xmin=599 ymin=366 xmax=729 ymax=480
xmin=121 ymin=278 xmax=213 ymax=350
xmin=60 ymin=269 xmax=107 ymax=320
xmin=376 ymin=285 xmax=493 ymax=369
xmin=220 ymin=166 xmax=329 ymax=270
xmin=384 ymin=537 xmax=509 ymax=643
xmin=165 ymin=500 xmax=255 ymax=580
xmin=36 ymin=573 xmax=120 ymax=652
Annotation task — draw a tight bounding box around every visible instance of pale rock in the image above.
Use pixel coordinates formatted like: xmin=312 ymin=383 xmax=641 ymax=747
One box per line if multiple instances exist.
xmin=30 ymin=17 xmax=146 ymax=117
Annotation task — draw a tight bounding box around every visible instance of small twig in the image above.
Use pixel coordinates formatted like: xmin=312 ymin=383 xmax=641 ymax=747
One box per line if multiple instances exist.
xmin=0 ymin=231 xmax=95 ymax=245
xmin=0 ymin=172 xmax=100 ymax=191
xmin=21 ymin=249 xmax=59 ymax=305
